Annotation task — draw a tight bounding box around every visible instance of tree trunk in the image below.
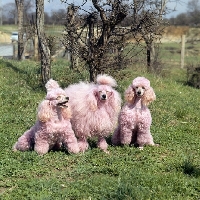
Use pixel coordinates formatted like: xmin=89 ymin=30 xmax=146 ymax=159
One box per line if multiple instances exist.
xmin=70 ymin=37 xmax=78 ymax=70
xmin=15 ymin=0 xmax=24 ymax=60
xmin=36 ymin=0 xmax=51 ymax=84
xmin=147 ymin=46 xmax=151 ymax=71
xmin=88 ymin=14 xmax=96 ymax=82
xmin=89 ymin=65 xmax=96 ymax=82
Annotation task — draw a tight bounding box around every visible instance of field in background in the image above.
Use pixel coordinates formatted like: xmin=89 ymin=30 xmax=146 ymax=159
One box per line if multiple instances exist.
xmin=1 ymin=25 xmax=200 ymax=70
xmin=0 ymin=25 xmax=64 ymax=43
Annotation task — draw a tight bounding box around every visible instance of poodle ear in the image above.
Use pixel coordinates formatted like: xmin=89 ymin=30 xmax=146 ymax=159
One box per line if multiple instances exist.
xmin=85 ymin=88 xmax=98 ymax=111
xmin=37 ymin=100 xmax=54 ymax=122
xmin=124 ymin=85 xmax=135 ymax=104
xmin=61 ymin=106 xmax=72 ymax=119
xmin=107 ymin=90 xmax=122 ymax=113
xmin=142 ymin=87 xmax=156 ymax=106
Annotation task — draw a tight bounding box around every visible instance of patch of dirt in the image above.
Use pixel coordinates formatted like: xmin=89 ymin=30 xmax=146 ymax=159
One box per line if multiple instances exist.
xmin=0 ymin=32 xmax=11 ymax=43
xmin=161 ymin=26 xmax=190 ymax=43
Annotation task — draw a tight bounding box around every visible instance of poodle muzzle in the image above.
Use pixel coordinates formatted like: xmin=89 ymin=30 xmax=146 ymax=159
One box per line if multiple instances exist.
xmin=135 ymin=87 xmax=145 ymax=97
xmin=57 ymin=96 xmax=69 ymax=107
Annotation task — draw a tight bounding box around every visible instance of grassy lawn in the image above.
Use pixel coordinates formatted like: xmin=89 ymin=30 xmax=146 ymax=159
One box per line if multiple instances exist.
xmin=0 ymin=55 xmax=200 ymax=199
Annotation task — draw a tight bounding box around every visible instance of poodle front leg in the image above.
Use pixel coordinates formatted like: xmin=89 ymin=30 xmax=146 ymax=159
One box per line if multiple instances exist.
xmin=137 ymin=129 xmax=155 ymax=150
xmin=63 ymin=134 xmax=80 ymax=154
xmin=97 ymin=137 xmax=109 ymax=153
xmin=34 ymin=139 xmax=50 ymax=155
xmin=77 ymin=137 xmax=89 ymax=152
xmin=120 ymin=126 xmax=133 ymax=145
xmin=13 ymin=130 xmax=34 ymax=152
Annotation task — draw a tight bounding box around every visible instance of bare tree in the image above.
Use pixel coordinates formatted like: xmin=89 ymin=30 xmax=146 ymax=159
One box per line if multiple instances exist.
xmin=63 ymin=1 xmax=127 ymax=81
xmin=63 ymin=4 xmax=79 ymax=70
xmin=187 ymin=0 xmax=200 ymax=25
xmin=3 ymin=3 xmax=18 ymax=24
xmin=15 ymin=0 xmax=24 ymax=60
xmin=36 ymin=0 xmax=51 ymax=84
xmin=62 ymin=0 xmax=178 ymax=79
xmin=130 ymin=0 xmax=167 ymax=71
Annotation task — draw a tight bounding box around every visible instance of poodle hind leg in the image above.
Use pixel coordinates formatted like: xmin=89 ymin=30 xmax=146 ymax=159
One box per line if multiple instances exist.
xmin=13 ymin=130 xmax=34 ymax=152
xmin=97 ymin=137 xmax=109 ymax=153
xmin=111 ymin=126 xmax=121 ymax=146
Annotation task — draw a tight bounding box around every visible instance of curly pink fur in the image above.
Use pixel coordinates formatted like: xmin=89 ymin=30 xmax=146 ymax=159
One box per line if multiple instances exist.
xmin=65 ymin=74 xmax=122 ymax=153
xmin=13 ymin=79 xmax=79 ymax=155
xmin=112 ymin=76 xmax=157 ymax=149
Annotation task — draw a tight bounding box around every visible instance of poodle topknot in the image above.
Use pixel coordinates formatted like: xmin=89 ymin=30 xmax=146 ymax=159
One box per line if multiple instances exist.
xmin=112 ymin=76 xmax=157 ymax=150
xmin=45 ymin=78 xmax=60 ymax=91
xmin=96 ymin=74 xmax=117 ymax=87
xmin=132 ymin=77 xmax=150 ymax=89
xmin=65 ymin=74 xmax=122 ymax=153
xmin=13 ymin=79 xmax=80 ymax=155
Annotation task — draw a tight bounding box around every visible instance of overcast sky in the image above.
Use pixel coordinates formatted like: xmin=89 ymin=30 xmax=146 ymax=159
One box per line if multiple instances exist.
xmin=44 ymin=0 xmax=188 ymax=18
xmin=3 ymin=0 xmax=188 ymax=18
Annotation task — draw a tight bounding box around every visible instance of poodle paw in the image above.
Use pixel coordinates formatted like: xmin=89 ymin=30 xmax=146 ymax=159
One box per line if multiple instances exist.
xmin=103 ymin=150 xmax=110 ymax=154
xmin=34 ymin=146 xmax=49 ymax=155
xmin=12 ymin=143 xmax=17 ymax=152
xmin=78 ymin=141 xmax=89 ymax=152
xmin=138 ymin=146 xmax=144 ymax=150
xmin=68 ymin=146 xmax=80 ymax=154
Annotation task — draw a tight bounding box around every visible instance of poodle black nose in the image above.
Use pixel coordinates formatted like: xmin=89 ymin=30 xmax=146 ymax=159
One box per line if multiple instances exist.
xmin=102 ymin=94 xmax=106 ymax=99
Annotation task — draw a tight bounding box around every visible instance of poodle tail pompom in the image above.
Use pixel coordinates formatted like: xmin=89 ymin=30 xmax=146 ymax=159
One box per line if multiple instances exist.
xmin=96 ymin=74 xmax=117 ymax=87
xmin=45 ymin=79 xmax=60 ymax=91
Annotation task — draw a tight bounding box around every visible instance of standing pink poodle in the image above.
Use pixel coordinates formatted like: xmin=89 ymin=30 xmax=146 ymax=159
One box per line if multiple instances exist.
xmin=112 ymin=77 xmax=157 ymax=149
xmin=13 ymin=79 xmax=80 ymax=155
xmin=65 ymin=74 xmax=122 ymax=153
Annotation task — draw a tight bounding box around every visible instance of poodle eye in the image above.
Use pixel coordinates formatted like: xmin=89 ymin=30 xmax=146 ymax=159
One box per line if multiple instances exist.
xmin=56 ymin=96 xmax=62 ymax=100
xmin=136 ymin=87 xmax=138 ymax=89
xmin=142 ymin=87 xmax=145 ymax=89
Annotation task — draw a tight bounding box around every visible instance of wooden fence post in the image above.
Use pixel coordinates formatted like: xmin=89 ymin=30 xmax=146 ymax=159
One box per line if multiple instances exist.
xmin=181 ymin=35 xmax=185 ymax=68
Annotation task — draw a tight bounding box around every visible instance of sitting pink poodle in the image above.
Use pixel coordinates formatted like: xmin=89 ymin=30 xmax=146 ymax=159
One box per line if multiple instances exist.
xmin=13 ymin=79 xmax=80 ymax=155
xmin=65 ymin=74 xmax=122 ymax=153
xmin=112 ymin=76 xmax=157 ymax=150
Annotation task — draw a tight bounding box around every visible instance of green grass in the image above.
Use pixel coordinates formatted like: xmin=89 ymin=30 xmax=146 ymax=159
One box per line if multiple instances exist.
xmin=0 ymin=58 xmax=200 ymax=199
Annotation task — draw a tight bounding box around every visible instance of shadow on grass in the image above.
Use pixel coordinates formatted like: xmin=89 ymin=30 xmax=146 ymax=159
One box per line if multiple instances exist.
xmin=181 ymin=160 xmax=200 ymax=178
xmin=1 ymin=59 xmax=44 ymax=91
xmin=86 ymin=136 xmax=120 ymax=150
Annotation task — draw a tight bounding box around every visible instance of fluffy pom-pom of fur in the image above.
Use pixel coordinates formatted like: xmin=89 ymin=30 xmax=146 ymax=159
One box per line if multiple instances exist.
xmin=132 ymin=77 xmax=150 ymax=89
xmin=45 ymin=79 xmax=60 ymax=91
xmin=96 ymin=74 xmax=117 ymax=87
